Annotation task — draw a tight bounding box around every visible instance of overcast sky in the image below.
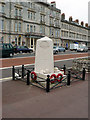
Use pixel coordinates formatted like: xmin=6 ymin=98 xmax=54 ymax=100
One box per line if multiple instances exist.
xmin=48 ymin=0 xmax=89 ymax=24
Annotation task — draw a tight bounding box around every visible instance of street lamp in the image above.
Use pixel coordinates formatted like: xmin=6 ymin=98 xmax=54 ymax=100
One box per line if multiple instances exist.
xmin=9 ymin=0 xmax=11 ymax=43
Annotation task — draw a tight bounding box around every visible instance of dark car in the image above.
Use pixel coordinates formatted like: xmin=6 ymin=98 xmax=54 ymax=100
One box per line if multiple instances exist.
xmin=0 ymin=43 xmax=14 ymax=57
xmin=58 ymin=46 xmax=66 ymax=52
xmin=14 ymin=46 xmax=33 ymax=53
xmin=88 ymin=47 xmax=90 ymax=50
xmin=53 ymin=46 xmax=58 ymax=54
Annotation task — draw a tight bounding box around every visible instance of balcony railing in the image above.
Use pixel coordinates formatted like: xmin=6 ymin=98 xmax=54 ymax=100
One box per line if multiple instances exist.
xmin=50 ymin=23 xmax=54 ymax=27
xmin=15 ymin=15 xmax=22 ymax=20
xmin=54 ymin=24 xmax=60 ymax=28
xmin=0 ymin=12 xmax=6 ymax=17
xmin=40 ymin=20 xmax=45 ymax=25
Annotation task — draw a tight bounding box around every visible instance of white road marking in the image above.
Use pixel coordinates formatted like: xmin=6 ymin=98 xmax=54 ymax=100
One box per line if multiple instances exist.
xmin=0 ymin=77 xmax=12 ymax=82
xmin=0 ymin=56 xmax=88 ymax=82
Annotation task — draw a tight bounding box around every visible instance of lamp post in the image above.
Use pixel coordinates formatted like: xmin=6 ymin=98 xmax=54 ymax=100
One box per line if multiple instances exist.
xmin=9 ymin=0 xmax=11 ymax=43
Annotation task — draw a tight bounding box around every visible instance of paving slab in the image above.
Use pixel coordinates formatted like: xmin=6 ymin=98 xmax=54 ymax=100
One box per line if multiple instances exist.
xmin=2 ymin=73 xmax=89 ymax=118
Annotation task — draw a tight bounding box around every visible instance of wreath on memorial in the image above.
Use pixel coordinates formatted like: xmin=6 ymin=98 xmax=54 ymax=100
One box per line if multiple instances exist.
xmin=31 ymin=71 xmax=37 ymax=81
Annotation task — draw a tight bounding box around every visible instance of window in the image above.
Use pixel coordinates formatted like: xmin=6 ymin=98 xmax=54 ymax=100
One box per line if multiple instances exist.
xmin=50 ymin=28 xmax=51 ymax=36
xmin=50 ymin=18 xmax=51 ymax=24
xmin=2 ymin=5 xmax=4 ymax=13
xmin=28 ymin=2 xmax=30 ymax=7
xmin=40 ymin=15 xmax=42 ymax=21
xmin=19 ymin=22 xmax=21 ymax=32
xmin=15 ymin=8 xmax=18 ymax=16
xmin=55 ymin=30 xmax=57 ymax=37
xmin=34 ymin=26 xmax=36 ymax=32
xmin=18 ymin=37 xmax=21 ymax=45
xmin=0 ymin=36 xmax=4 ymax=42
xmin=30 ymin=25 xmax=33 ymax=32
xmin=2 ymin=20 xmax=4 ymax=30
xmin=15 ymin=22 xmax=17 ymax=32
xmin=31 ymin=3 xmax=32 ymax=8
xmin=58 ymin=30 xmax=60 ymax=37
xmin=31 ymin=13 xmax=32 ymax=20
xmin=33 ymin=13 xmax=35 ymax=20
xmin=40 ymin=26 xmax=42 ymax=33
xmin=28 ymin=11 xmax=30 ymax=18
xmin=27 ymin=24 xmax=29 ymax=32
xmin=52 ymin=29 xmax=54 ymax=36
xmin=19 ymin=9 xmax=21 ymax=16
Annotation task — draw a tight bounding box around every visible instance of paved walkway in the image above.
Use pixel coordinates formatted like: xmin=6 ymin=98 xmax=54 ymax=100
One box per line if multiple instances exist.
xmin=2 ymin=73 xmax=89 ymax=118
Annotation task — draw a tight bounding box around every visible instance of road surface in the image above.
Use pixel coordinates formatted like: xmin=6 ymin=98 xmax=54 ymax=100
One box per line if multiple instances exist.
xmin=0 ymin=53 xmax=88 ymax=68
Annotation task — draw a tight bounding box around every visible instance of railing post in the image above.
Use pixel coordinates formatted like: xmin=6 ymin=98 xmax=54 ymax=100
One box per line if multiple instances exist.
xmin=22 ymin=65 xmax=24 ymax=79
xmin=67 ymin=70 xmax=71 ymax=86
xmin=63 ymin=65 xmax=66 ymax=75
xmin=12 ymin=66 xmax=15 ymax=80
xmin=82 ymin=68 xmax=86 ymax=80
xmin=27 ymin=70 xmax=30 ymax=85
xmin=46 ymin=75 xmax=50 ymax=92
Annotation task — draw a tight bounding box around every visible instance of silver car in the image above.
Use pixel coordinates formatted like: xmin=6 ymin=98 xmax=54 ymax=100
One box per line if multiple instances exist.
xmin=58 ymin=46 xmax=66 ymax=52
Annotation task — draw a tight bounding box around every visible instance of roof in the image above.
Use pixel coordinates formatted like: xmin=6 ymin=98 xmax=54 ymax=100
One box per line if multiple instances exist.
xmin=35 ymin=1 xmax=61 ymax=13
xmin=61 ymin=19 xmax=89 ymax=30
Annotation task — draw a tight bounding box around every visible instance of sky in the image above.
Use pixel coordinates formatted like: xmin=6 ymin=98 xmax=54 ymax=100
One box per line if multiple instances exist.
xmin=48 ymin=0 xmax=89 ymax=24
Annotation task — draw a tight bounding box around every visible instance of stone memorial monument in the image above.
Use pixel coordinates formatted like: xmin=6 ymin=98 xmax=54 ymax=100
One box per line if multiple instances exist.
xmin=34 ymin=36 xmax=64 ymax=79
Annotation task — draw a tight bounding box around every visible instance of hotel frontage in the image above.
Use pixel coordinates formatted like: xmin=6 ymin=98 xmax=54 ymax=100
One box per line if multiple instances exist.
xmin=0 ymin=0 xmax=90 ymax=50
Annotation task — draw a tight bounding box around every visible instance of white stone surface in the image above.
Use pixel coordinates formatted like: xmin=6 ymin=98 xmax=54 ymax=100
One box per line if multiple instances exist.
xmin=35 ymin=36 xmax=54 ymax=74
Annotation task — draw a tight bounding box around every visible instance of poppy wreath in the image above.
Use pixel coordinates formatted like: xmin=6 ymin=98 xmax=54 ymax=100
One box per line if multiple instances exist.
xmin=57 ymin=73 xmax=63 ymax=82
xmin=50 ymin=74 xmax=57 ymax=84
xmin=60 ymin=69 xmax=65 ymax=75
xmin=31 ymin=71 xmax=37 ymax=80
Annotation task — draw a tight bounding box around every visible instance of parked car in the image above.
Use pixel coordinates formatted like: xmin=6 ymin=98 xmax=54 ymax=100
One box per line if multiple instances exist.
xmin=77 ymin=45 xmax=88 ymax=52
xmin=0 ymin=43 xmax=14 ymax=57
xmin=58 ymin=46 xmax=66 ymax=52
xmin=14 ymin=46 xmax=33 ymax=53
xmin=53 ymin=46 xmax=58 ymax=54
xmin=88 ymin=47 xmax=90 ymax=50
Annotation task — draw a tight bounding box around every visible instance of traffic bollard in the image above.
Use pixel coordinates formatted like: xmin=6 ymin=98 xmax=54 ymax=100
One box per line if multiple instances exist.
xmin=46 ymin=75 xmax=50 ymax=92
xmin=63 ymin=65 xmax=66 ymax=75
xmin=12 ymin=66 xmax=15 ymax=80
xmin=82 ymin=68 xmax=86 ymax=80
xmin=22 ymin=65 xmax=24 ymax=79
xmin=67 ymin=70 xmax=71 ymax=86
xmin=27 ymin=70 xmax=30 ymax=85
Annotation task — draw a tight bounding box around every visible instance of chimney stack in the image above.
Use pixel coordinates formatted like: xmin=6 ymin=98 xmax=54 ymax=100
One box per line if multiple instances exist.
xmin=85 ymin=23 xmax=88 ymax=28
xmin=81 ymin=21 xmax=84 ymax=26
xmin=61 ymin=13 xmax=65 ymax=20
xmin=69 ymin=16 xmax=73 ymax=22
xmin=75 ymin=19 xmax=79 ymax=24
xmin=51 ymin=1 xmax=56 ymax=7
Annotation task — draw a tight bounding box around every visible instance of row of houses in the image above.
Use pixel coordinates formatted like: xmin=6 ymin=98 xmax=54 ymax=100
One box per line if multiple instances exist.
xmin=0 ymin=0 xmax=90 ymax=50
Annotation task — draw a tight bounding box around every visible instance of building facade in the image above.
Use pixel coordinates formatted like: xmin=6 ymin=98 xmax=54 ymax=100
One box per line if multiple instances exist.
xmin=88 ymin=1 xmax=90 ymax=46
xmin=0 ymin=0 xmax=89 ymax=50
xmin=61 ymin=14 xmax=89 ymax=48
xmin=0 ymin=1 xmax=61 ymax=50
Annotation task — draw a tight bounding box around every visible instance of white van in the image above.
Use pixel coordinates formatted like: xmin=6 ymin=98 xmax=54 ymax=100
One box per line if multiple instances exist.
xmin=70 ymin=44 xmax=78 ymax=51
xmin=77 ymin=44 xmax=88 ymax=52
